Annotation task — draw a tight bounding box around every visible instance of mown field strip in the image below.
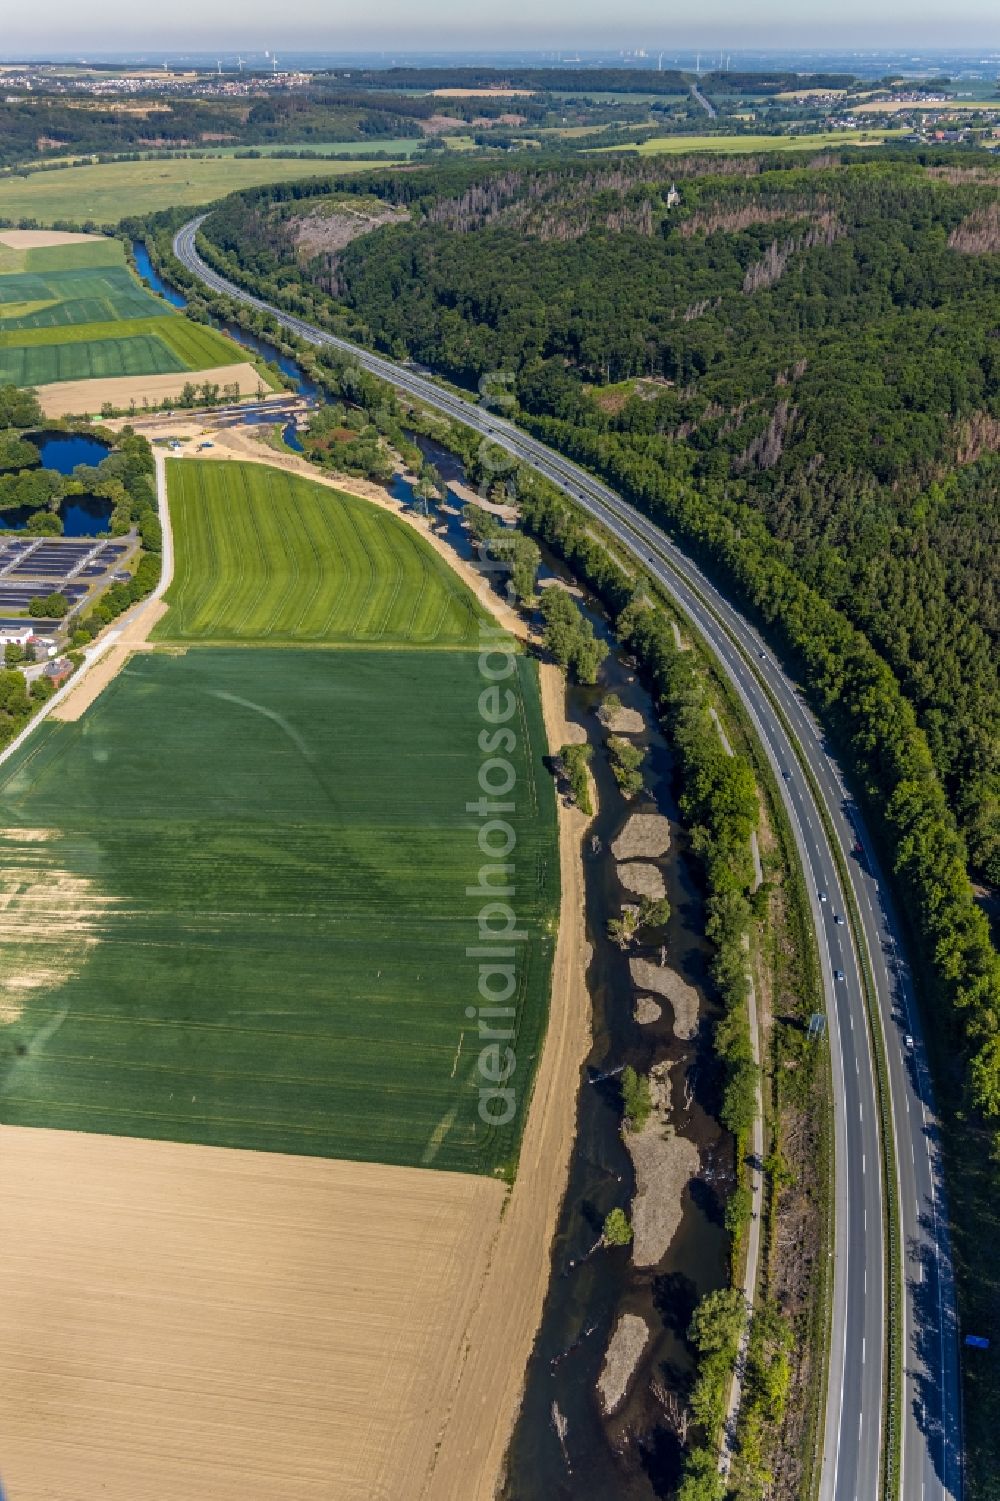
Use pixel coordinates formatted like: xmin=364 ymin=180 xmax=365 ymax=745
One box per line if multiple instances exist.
xmin=156 ymin=459 xmax=487 ymax=647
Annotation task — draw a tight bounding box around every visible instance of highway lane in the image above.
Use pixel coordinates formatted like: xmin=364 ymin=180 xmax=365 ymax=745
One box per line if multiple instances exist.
xmin=174 ymin=216 xmax=962 ymax=1498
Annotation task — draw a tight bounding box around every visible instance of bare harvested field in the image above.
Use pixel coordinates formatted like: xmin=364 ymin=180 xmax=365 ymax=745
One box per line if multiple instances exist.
xmin=0 ymin=229 xmax=103 ymax=248
xmin=0 ymin=1126 xmax=506 ymax=1501
xmin=431 ymin=87 xmax=535 ymax=97
xmin=36 ymin=361 xmax=266 ymax=416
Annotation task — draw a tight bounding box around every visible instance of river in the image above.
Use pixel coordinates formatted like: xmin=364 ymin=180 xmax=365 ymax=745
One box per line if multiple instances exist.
xmin=131 ymin=240 xmax=733 ymax=1495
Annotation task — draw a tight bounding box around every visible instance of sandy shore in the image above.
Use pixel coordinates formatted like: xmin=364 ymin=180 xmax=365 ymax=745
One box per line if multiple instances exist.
xmin=626 ymin=1063 xmax=701 ymax=1268
xmin=629 ymin=957 xmax=701 ymax=1041
xmin=597 ymin=1312 xmax=652 ymax=1414
xmin=421 ymin=661 xmax=594 ymax=1501
xmin=611 ymin=812 xmax=672 ymax=860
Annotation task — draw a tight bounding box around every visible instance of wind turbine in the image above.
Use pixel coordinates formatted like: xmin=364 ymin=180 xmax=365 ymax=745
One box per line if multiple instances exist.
xmin=236 ymin=56 xmax=244 ymax=73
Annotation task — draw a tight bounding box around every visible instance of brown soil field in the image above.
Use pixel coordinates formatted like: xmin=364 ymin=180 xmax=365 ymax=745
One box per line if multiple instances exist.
xmin=431 ymin=87 xmax=535 ymax=97
xmin=0 ymin=1125 xmax=506 ymax=1501
xmin=0 ymin=229 xmax=103 ymax=248
xmin=36 ymin=362 xmax=265 ymax=418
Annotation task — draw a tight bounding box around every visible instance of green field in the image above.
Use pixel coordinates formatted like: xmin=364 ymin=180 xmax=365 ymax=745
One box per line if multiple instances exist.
xmin=188 ymin=137 xmax=426 ymax=159
xmin=0 ymin=264 xmax=164 ymax=331
xmin=0 ymin=238 xmax=265 ymax=388
xmin=0 ymin=155 xmax=393 ymax=225
xmin=596 ymin=127 xmax=907 ymax=155
xmin=0 ymin=332 xmax=184 ymax=386
xmin=0 ymin=647 xmax=558 ymax=1173
xmin=157 ymin=460 xmax=486 ymax=646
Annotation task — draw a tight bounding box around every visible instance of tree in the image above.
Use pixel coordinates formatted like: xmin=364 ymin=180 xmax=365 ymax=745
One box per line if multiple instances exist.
xmin=607 ymin=907 xmax=640 ymax=949
xmin=603 ymin=1208 xmax=634 ymax=1246
xmin=598 ymin=691 xmax=623 ymax=725
xmin=0 ymin=383 xmax=42 ymax=429
xmin=540 ymin=587 xmax=608 ymax=684
xmin=608 ymin=733 xmax=645 ymax=797
xmin=28 ymin=591 xmax=68 ymax=618
xmin=621 ymin=1065 xmax=653 ymax=1131
xmin=558 ymin=741 xmax=593 ymax=815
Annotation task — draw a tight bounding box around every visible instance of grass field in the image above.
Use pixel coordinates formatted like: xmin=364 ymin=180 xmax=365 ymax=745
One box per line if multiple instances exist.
xmin=0 ymin=155 xmax=394 ymax=225
xmin=0 ymin=647 xmax=558 ymax=1174
xmin=157 ymin=459 xmax=486 ymax=646
xmin=596 ymin=127 xmax=908 ymax=154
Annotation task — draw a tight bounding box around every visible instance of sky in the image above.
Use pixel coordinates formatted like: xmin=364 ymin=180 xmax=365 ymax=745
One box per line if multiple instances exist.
xmin=1 ymin=2 xmax=998 ymax=56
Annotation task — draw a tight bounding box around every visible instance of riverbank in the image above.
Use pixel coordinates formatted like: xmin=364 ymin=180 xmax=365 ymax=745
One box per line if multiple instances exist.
xmin=421 ymin=662 xmax=595 ymax=1501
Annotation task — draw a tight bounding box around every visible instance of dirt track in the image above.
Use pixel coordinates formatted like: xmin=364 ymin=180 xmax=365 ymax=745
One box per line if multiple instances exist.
xmin=52 ymin=599 xmax=168 ymax=722
xmin=0 ymin=1126 xmax=506 ymax=1501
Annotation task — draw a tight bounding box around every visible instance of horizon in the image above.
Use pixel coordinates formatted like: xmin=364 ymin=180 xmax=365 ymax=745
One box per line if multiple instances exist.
xmin=1 ymin=4 xmax=999 ymax=58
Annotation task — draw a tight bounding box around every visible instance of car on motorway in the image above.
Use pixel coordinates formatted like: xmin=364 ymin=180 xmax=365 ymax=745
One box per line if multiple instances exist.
xmin=904 ymin=1034 xmax=914 ymax=1051
xmin=834 ymin=969 xmax=845 ymax=982
xmin=834 ymin=913 xmax=845 ymax=925
xmin=819 ymin=890 xmax=828 ymax=902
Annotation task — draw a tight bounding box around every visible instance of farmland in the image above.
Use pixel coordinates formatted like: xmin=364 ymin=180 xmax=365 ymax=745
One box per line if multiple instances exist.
xmin=0 ymin=646 xmax=558 ymax=1175
xmin=596 ymin=126 xmax=907 ymax=153
xmin=0 ymin=315 xmax=250 ymax=387
xmin=0 ymin=260 xmax=163 ymax=330
xmin=0 ymin=233 xmax=269 ymax=393
xmin=0 ymin=1126 xmax=506 ymax=1501
xmin=157 ymin=459 xmax=486 ymax=646
xmin=0 ymin=154 xmax=393 ymax=225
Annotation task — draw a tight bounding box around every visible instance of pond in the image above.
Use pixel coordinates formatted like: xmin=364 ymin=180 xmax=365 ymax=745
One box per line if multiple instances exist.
xmin=0 ymin=431 xmax=115 ymax=538
xmin=33 ymin=431 xmax=111 ymax=475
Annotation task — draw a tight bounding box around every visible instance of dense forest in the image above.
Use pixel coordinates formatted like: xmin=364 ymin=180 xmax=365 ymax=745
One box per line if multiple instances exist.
xmin=202 ymin=152 xmax=1000 ymax=887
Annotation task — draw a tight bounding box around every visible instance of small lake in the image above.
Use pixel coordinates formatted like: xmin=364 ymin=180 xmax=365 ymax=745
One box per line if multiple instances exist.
xmin=1 ymin=495 xmax=114 ymax=538
xmin=0 ymin=431 xmax=115 ymax=537
xmin=34 ymin=431 xmax=111 ymax=475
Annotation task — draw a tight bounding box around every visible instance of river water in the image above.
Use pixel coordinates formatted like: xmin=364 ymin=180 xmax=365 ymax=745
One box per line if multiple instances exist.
xmin=131 ymin=242 xmax=733 ymax=1493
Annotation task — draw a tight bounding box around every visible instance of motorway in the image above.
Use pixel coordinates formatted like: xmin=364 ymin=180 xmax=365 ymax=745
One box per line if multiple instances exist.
xmin=175 ymin=216 xmax=963 ymax=1500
